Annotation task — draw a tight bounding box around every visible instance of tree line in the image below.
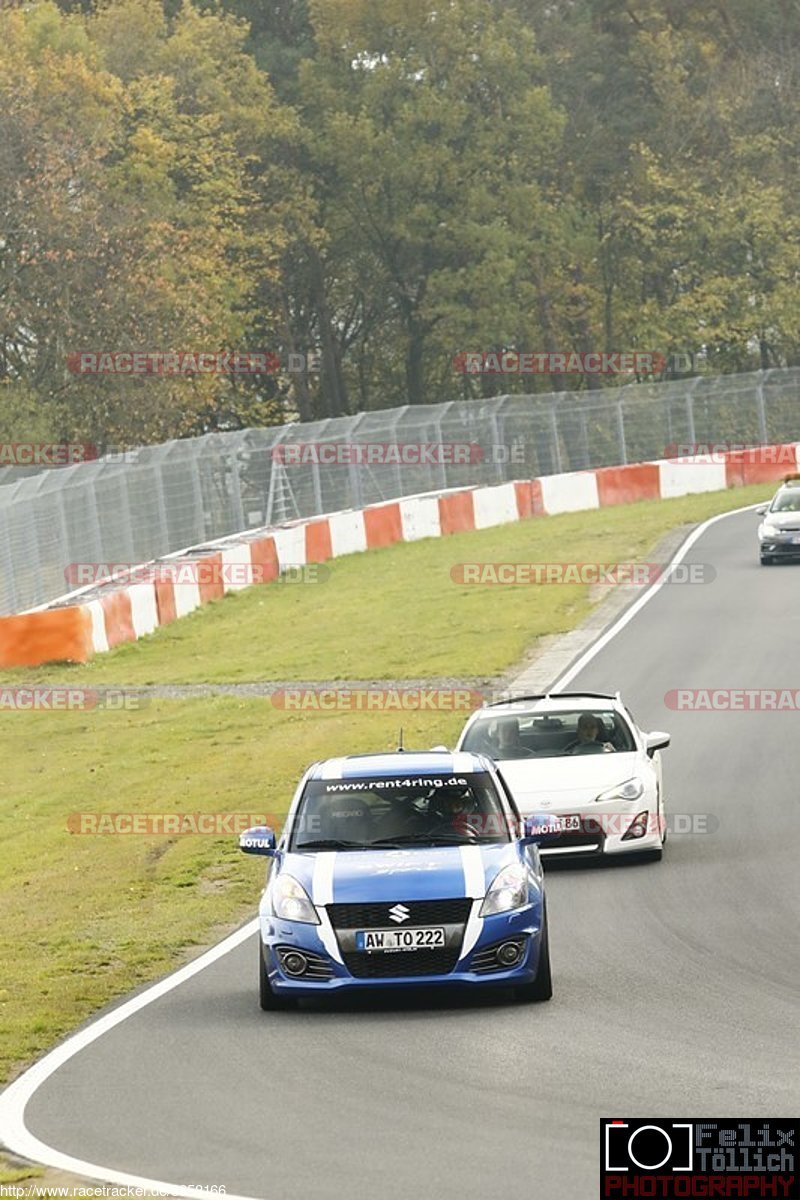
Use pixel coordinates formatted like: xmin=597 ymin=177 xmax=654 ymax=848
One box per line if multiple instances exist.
xmin=0 ymin=0 xmax=797 ymax=446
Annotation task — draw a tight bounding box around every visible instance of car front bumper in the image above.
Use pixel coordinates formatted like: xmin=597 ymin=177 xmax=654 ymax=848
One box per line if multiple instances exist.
xmin=759 ymin=537 xmax=800 ymax=559
xmin=529 ymin=807 xmax=664 ymax=858
xmin=259 ymin=902 xmax=544 ymax=995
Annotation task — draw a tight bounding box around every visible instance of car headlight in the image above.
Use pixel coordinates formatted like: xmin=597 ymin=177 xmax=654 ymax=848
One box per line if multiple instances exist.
xmin=479 ymin=862 xmax=529 ymax=917
xmin=596 ymin=777 xmax=645 ymax=802
xmin=271 ymin=873 xmax=320 ymax=924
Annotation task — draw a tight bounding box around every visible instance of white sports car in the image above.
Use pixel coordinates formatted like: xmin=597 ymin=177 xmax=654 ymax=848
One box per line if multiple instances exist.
xmin=456 ymin=692 xmax=670 ymax=860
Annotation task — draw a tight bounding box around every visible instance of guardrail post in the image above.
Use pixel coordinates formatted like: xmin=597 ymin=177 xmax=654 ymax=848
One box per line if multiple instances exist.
xmin=685 ymin=388 xmax=696 ymax=446
xmin=154 ymin=464 xmax=170 ymax=553
xmin=228 ymin=446 xmax=245 ymax=531
xmin=489 ymin=409 xmax=505 ymax=482
xmin=549 ymin=404 xmax=563 ymax=474
xmin=616 ymin=400 xmax=628 ymax=464
xmin=756 ymin=375 xmax=768 ymax=444
xmin=0 ymin=502 xmax=19 ymax=614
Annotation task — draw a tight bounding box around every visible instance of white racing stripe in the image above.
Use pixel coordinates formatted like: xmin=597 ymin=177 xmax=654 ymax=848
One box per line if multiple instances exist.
xmin=319 ymin=758 xmax=346 ymax=780
xmin=451 ymin=750 xmax=476 ymax=775
xmin=311 ymin=851 xmax=337 ymax=906
xmin=458 ymin=845 xmax=486 ymax=961
xmin=0 ymin=501 xmax=762 ymax=1195
xmin=459 ymin=844 xmax=486 ymax=898
xmin=312 ymin=851 xmax=343 ymax=964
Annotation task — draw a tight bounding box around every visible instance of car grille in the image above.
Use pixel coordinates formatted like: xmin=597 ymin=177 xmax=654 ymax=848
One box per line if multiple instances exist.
xmin=540 ymin=819 xmax=606 ymax=852
xmin=341 ymin=946 xmax=461 ymax=978
xmin=329 ymin=898 xmax=472 ymax=978
xmin=327 ymin=898 xmax=472 ymax=930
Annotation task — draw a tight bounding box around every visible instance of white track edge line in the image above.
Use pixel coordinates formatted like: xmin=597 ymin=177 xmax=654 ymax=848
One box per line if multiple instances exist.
xmin=551 ymin=503 xmax=760 ymax=689
xmin=0 ymin=919 xmax=261 ymax=1199
xmin=0 ymin=500 xmax=762 ymax=1198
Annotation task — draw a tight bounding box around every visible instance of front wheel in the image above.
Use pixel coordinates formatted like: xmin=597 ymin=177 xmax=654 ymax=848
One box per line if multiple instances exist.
xmin=515 ymin=907 xmax=552 ymax=1003
xmin=259 ymin=942 xmax=296 ymax=1011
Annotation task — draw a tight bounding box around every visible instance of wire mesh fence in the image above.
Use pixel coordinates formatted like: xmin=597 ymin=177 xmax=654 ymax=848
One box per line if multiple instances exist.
xmin=1 ymin=367 xmax=798 ymax=615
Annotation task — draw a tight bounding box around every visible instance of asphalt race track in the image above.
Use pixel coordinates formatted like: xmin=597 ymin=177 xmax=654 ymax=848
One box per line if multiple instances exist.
xmin=10 ymin=507 xmax=800 ymax=1198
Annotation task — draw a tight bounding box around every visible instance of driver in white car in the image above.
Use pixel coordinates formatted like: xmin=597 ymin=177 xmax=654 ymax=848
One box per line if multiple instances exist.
xmin=568 ymin=712 xmax=615 ymax=755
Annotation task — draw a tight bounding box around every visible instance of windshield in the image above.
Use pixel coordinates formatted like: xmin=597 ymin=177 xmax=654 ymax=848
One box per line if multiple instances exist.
xmin=289 ymin=772 xmax=513 ymax=850
xmin=462 ymin=708 xmax=636 ymax=760
xmin=770 ymin=491 xmax=800 ymax=512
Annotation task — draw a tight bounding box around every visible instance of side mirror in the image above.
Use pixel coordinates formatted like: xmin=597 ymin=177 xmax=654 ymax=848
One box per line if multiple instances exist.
xmin=239 ymin=825 xmax=277 ymax=856
xmin=645 ymin=731 xmax=670 ymax=756
xmin=521 ymin=813 xmax=562 ymax=845
xmin=755 ymin=505 xmax=768 ymax=516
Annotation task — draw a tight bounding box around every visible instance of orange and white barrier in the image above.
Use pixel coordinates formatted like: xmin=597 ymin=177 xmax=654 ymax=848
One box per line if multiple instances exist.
xmin=1 ymin=443 xmax=797 ymax=668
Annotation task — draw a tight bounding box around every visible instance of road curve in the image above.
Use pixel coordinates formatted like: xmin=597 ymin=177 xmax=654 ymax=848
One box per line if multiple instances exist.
xmin=6 ymin=506 xmax=800 ymax=1199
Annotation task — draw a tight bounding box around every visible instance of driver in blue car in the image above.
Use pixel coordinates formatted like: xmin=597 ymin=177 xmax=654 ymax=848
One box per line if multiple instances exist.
xmin=432 ymin=787 xmax=481 ymax=838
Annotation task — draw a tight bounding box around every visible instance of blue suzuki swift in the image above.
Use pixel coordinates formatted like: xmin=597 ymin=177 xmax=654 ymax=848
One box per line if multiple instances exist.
xmin=239 ymin=751 xmax=555 ymax=1007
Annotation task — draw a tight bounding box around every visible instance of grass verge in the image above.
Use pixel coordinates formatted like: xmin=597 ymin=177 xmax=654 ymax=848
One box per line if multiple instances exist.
xmin=0 ymin=700 xmax=467 ymax=1083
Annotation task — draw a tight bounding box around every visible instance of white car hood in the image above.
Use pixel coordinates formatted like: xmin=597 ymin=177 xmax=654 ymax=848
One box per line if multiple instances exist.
xmin=762 ymin=512 xmax=800 ymax=530
xmin=499 ymin=752 xmax=642 ymax=812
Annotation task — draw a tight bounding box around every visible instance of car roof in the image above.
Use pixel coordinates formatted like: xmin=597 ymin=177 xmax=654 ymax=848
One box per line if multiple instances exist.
xmin=309 ymin=751 xmax=489 ymax=781
xmin=473 ymin=692 xmax=623 ymax=717
xmin=773 ymin=475 xmax=800 ymax=494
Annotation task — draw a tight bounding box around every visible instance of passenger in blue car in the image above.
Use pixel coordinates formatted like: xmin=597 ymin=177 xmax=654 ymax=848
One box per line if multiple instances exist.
xmin=315 ymin=796 xmax=372 ymax=843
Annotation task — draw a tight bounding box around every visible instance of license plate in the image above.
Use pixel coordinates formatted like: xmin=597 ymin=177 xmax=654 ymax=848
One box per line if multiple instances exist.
xmin=555 ymin=814 xmax=581 ymax=833
xmin=355 ymin=927 xmax=446 ymax=952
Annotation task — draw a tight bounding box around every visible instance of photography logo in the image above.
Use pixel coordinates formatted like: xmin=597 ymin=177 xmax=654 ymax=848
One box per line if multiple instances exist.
xmin=600 ymin=1119 xmax=798 ymax=1197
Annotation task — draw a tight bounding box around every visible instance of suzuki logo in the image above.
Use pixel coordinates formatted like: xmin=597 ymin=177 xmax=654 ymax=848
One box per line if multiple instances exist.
xmin=388 ymin=904 xmax=411 ymax=924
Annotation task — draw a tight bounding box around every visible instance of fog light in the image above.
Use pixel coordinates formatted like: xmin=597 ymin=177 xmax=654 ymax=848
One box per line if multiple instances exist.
xmin=622 ymin=811 xmax=649 ymax=841
xmin=281 ymin=951 xmax=308 ymax=976
xmin=497 ymin=941 xmax=523 ymax=966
